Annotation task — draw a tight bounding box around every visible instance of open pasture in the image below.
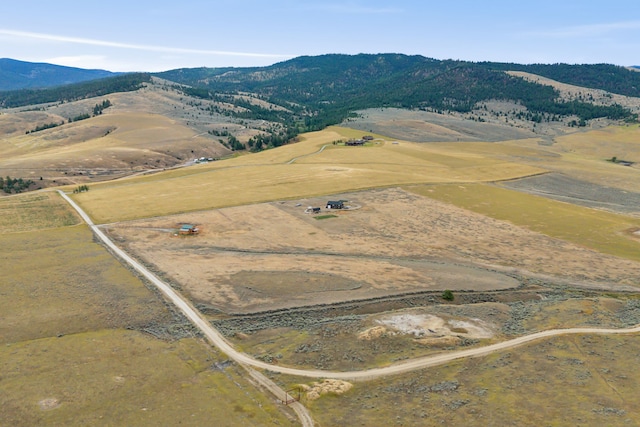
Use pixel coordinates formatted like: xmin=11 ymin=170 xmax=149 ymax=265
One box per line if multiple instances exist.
xmin=411 ymin=183 xmax=640 ymax=262
xmin=497 ymin=124 xmax=640 ymax=193
xmin=104 ymin=187 xmax=640 ymax=318
xmin=0 ymin=192 xmax=79 ymax=233
xmin=72 ymin=127 xmax=545 ymax=223
xmin=501 ymin=173 xmax=640 ymax=216
xmin=278 ymin=333 xmax=640 ymax=426
xmin=0 ymin=191 xmax=295 ymax=426
xmin=1 ymin=330 xmax=293 ymax=427
xmin=0 ymin=112 xmax=227 ymax=185
xmin=0 ymin=225 xmax=172 ymax=344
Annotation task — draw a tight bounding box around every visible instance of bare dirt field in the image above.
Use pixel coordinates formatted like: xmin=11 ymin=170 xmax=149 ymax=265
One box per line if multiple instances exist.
xmin=104 ymin=187 xmax=640 ymax=316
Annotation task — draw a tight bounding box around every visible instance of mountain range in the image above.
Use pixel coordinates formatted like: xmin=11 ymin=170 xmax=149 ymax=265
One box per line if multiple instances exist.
xmin=1 ymin=54 xmax=639 ymax=141
xmin=0 ymin=58 xmax=117 ymax=91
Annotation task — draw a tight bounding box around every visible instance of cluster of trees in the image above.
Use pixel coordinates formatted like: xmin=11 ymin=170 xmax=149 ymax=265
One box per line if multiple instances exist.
xmin=247 ymin=125 xmax=301 ymax=152
xmin=226 ymin=135 xmax=244 ymax=151
xmin=26 ymin=121 xmax=64 ymax=134
xmin=487 ymin=62 xmax=640 ymax=98
xmin=7 ymin=55 xmax=640 ymax=157
xmin=69 ymin=113 xmax=90 ymax=123
xmin=93 ymin=99 xmax=112 ymax=115
xmin=72 ymin=184 xmax=89 ymax=193
xmin=0 ymin=176 xmax=34 ymax=193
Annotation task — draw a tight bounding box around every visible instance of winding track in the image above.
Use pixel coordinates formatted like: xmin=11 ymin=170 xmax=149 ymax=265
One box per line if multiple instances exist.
xmin=58 ymin=190 xmax=640 ymax=421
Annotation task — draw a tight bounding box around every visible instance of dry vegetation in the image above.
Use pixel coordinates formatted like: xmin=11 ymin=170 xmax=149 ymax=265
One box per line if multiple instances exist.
xmin=3 ymin=88 xmax=640 ymax=426
xmin=0 ymin=192 xmax=80 ymax=233
xmin=71 ymin=126 xmax=545 ymax=223
xmin=275 ymin=333 xmax=640 ymax=426
xmin=104 ymin=187 xmax=639 ymax=316
xmin=409 ymin=184 xmax=640 ymax=262
xmin=0 ymin=192 xmax=295 ymax=426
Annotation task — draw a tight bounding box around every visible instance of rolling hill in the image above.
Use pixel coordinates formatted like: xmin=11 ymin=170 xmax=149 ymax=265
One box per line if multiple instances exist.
xmin=0 ymin=58 xmax=117 ymax=91
xmin=1 ymin=54 xmax=640 ymax=191
xmin=3 ymin=56 xmax=640 ymax=427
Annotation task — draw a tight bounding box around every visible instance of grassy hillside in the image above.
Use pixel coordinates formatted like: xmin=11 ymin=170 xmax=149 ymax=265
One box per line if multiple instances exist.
xmin=69 ymin=126 xmax=545 ymax=223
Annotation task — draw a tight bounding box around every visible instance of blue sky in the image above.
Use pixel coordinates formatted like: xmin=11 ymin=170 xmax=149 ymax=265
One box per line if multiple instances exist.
xmin=0 ymin=0 xmax=638 ymax=72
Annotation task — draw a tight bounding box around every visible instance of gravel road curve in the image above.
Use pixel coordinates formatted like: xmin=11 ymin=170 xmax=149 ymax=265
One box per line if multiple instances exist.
xmin=58 ymin=189 xmax=640 ymax=424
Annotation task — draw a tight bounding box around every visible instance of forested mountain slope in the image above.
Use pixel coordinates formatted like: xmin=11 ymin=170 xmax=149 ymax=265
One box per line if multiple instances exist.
xmin=0 ymin=58 xmax=116 ymax=91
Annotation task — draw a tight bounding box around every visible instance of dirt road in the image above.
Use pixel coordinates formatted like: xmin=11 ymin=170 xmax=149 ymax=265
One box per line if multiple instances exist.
xmin=58 ymin=190 xmax=640 ymax=423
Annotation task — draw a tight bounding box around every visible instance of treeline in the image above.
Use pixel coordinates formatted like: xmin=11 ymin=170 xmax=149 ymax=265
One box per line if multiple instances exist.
xmin=156 ymin=55 xmax=638 ymax=139
xmin=0 ymin=73 xmax=150 ymax=108
xmin=0 ymin=176 xmax=34 ymax=193
xmin=486 ymin=62 xmax=640 ymax=98
xmin=26 ymin=99 xmax=113 ymax=133
xmin=26 ymin=121 xmax=65 ymax=134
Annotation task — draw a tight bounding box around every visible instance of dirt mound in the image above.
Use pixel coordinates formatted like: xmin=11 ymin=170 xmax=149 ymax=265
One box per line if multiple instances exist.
xmin=300 ymin=379 xmax=353 ymax=401
xmin=38 ymin=398 xmax=60 ymax=411
xmin=357 ymin=325 xmax=388 ymax=340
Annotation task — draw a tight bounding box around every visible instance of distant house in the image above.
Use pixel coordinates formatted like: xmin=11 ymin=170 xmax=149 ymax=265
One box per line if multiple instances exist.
xmin=362 ymin=135 xmax=374 ymax=141
xmin=345 ymin=139 xmax=365 ymax=146
xmin=178 ymin=224 xmax=199 ymax=235
xmin=326 ymin=201 xmax=344 ymax=209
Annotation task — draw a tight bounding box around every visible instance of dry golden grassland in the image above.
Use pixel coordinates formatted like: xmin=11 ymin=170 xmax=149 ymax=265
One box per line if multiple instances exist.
xmin=0 ymin=225 xmax=170 ymax=343
xmin=71 ymin=126 xmax=545 ymax=223
xmin=277 ymin=333 xmax=640 ymax=426
xmin=0 ymin=192 xmax=294 ymax=426
xmin=0 ymin=192 xmax=80 ymax=233
xmin=502 ymin=124 xmax=640 ymax=192
xmin=1 ymin=331 xmax=292 ymax=427
xmin=410 ymin=183 xmax=640 ymax=262
xmin=0 ymin=112 xmax=225 ymax=184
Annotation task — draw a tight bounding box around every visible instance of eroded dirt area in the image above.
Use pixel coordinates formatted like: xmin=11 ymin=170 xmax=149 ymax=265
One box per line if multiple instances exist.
xmin=104 ymin=188 xmax=640 ymax=314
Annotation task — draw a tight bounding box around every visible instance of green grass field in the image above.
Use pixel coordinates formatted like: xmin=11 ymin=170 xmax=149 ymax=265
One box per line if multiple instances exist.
xmin=409 ymin=183 xmax=640 ymax=262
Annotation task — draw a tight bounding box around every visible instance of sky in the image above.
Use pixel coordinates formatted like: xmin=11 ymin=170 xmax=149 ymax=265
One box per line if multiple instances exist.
xmin=0 ymin=0 xmax=638 ymax=72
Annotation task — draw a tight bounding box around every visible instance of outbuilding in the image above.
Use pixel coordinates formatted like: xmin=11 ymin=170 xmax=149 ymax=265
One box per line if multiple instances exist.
xmin=178 ymin=224 xmax=199 ymax=235
xmin=326 ymin=201 xmax=344 ymax=209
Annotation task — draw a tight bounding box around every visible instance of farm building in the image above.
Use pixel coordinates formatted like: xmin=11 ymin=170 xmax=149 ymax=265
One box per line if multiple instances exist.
xmin=178 ymin=224 xmax=199 ymax=235
xmin=326 ymin=201 xmax=344 ymax=209
xmin=345 ymin=139 xmax=365 ymax=146
xmin=305 ymin=206 xmax=322 ymax=214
